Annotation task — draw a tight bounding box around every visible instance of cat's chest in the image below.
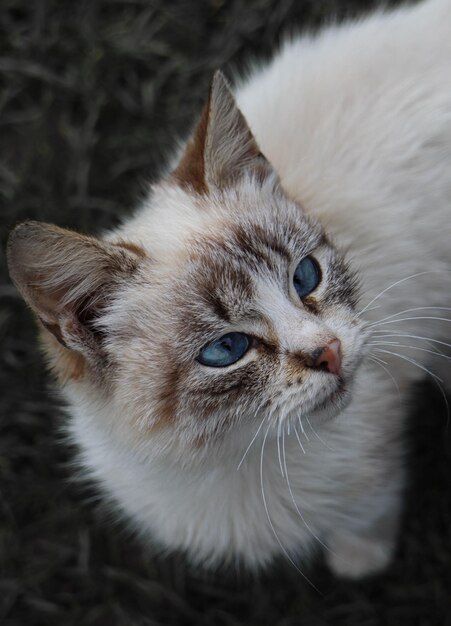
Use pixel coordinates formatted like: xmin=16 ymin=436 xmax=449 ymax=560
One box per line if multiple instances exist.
xmin=71 ymin=384 xmax=395 ymax=568
xmin=110 ymin=428 xmax=365 ymax=564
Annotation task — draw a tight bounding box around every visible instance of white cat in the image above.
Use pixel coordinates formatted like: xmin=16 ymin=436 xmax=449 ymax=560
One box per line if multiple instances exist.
xmin=7 ymin=0 xmax=451 ymax=579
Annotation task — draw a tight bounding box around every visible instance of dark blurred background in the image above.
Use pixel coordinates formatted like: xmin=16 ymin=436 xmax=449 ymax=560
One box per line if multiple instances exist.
xmin=1 ymin=0 xmax=451 ymax=624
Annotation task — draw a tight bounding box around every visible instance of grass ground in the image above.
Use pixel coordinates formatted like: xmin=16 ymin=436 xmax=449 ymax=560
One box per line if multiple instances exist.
xmin=1 ymin=0 xmax=451 ymax=624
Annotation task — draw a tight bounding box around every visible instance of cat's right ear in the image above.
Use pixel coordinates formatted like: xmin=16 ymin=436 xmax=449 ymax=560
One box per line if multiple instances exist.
xmin=7 ymin=221 xmax=144 ymax=364
xmin=173 ymin=71 xmax=274 ymax=193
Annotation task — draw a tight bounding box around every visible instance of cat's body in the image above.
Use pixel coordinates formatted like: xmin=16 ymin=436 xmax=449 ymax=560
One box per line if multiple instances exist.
xmin=8 ymin=0 xmax=451 ymax=578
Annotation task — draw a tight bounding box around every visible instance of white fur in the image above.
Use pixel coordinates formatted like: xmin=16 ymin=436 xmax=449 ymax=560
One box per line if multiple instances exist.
xmin=66 ymin=0 xmax=451 ymax=577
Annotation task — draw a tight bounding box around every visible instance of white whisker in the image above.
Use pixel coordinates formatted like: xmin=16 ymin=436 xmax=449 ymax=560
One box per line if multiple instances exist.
xmin=368 ymin=356 xmax=401 ymax=397
xmin=236 ymin=416 xmax=266 ymax=471
xmin=373 ymin=347 xmax=450 ymax=429
xmin=282 ymin=430 xmax=332 ymax=555
xmin=282 ymin=425 xmax=288 ymax=478
xmin=359 ymin=304 xmax=382 ymax=315
xmin=277 ymin=419 xmax=285 ymax=478
xmin=259 ymin=422 xmax=318 ymax=589
xmin=358 ymin=271 xmax=451 ymax=317
xmin=368 ymin=306 xmax=451 ymax=327
xmin=375 ymin=342 xmax=451 ymax=362
xmin=298 ymin=416 xmax=309 ymax=441
xmin=370 ymin=331 xmax=451 ymax=352
xmin=293 ymin=423 xmax=306 ymax=454
xmin=369 ymin=354 xmax=388 ymax=365
xmin=305 ymin=416 xmax=335 ymax=452
xmin=369 ymin=315 xmax=451 ymax=329
xmin=374 ymin=348 xmax=443 ymax=382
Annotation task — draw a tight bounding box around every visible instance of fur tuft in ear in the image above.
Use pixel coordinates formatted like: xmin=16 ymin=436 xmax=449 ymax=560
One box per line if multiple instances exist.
xmin=173 ymin=70 xmax=272 ymax=193
xmin=7 ymin=221 xmax=143 ymax=365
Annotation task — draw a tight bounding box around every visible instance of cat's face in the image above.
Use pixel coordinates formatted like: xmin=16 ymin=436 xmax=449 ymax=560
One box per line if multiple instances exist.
xmin=7 ymin=72 xmax=369 ymax=456
xmin=101 ymin=181 xmax=365 ymax=450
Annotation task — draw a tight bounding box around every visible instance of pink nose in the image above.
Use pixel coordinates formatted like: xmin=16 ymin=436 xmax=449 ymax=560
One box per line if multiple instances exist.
xmin=310 ymin=338 xmax=342 ymax=375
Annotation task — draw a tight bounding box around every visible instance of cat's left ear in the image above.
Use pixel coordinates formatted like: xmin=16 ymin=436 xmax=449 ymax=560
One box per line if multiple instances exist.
xmin=173 ymin=71 xmax=273 ymax=193
xmin=7 ymin=221 xmax=144 ymax=366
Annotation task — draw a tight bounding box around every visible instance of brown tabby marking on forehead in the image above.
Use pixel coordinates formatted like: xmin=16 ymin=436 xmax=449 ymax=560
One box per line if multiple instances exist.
xmin=191 ymin=256 xmax=256 ymax=324
xmin=252 ymin=224 xmax=294 ymax=262
xmin=201 ymin=292 xmax=232 ymax=324
xmin=183 ymin=226 xmax=290 ymax=326
xmin=228 ymin=223 xmax=290 ymax=276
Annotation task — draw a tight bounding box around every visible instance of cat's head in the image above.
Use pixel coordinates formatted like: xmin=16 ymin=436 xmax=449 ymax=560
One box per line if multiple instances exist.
xmin=7 ymin=72 xmax=368 ymax=458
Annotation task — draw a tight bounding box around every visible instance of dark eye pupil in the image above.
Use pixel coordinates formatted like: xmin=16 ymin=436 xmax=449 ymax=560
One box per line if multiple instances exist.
xmin=293 ymin=257 xmax=320 ymax=299
xmin=197 ymin=332 xmax=250 ymax=368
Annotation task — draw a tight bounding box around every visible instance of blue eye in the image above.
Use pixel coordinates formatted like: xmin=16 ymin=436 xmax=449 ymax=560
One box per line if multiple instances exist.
xmin=293 ymin=257 xmax=321 ymax=299
xmin=197 ymin=332 xmax=250 ymax=367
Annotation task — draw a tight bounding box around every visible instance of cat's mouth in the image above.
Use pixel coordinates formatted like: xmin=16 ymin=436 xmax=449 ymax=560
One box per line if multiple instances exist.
xmin=309 ymin=375 xmax=350 ymax=419
xmin=281 ymin=375 xmax=350 ymax=429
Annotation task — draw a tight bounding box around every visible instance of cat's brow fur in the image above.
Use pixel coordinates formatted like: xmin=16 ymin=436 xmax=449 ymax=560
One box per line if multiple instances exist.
xmin=7 ymin=0 xmax=451 ymax=577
